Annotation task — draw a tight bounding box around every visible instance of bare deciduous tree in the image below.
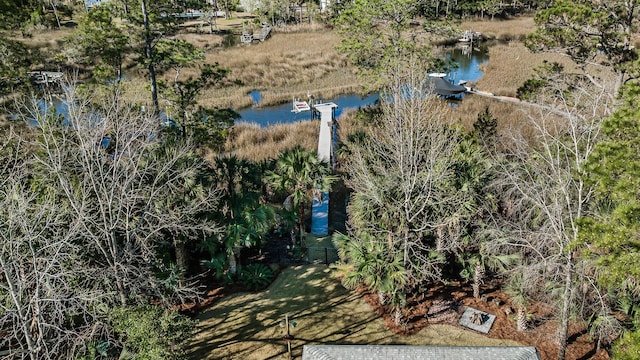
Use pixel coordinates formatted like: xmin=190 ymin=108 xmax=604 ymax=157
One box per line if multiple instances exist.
xmin=0 ymin=130 xmax=99 ymax=360
xmin=343 ymin=65 xmax=481 ymax=303
xmin=1 ymin=87 xmax=221 ymax=358
xmin=33 ymin=87 xmax=220 ymax=306
xmin=492 ymin=79 xmax=615 ymax=360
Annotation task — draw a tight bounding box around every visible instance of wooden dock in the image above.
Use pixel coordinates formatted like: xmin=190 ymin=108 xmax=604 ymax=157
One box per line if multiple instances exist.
xmin=311 ymin=102 xmax=338 ymax=236
xmin=241 ymin=23 xmax=272 ymax=45
xmin=459 ymin=30 xmax=482 ymax=43
xmin=28 ymin=71 xmax=64 ymax=85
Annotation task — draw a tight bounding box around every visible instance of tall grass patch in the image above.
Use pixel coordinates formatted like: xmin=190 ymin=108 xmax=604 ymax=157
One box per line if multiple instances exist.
xmin=460 ymin=16 xmax=536 ymax=41
xmin=224 ymin=121 xmax=320 ymax=161
xmin=476 ymin=42 xmax=575 ymax=97
xmin=201 ymin=31 xmax=361 ymax=109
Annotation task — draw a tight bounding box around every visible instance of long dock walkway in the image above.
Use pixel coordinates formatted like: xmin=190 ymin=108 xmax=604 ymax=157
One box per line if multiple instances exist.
xmin=311 ymin=102 xmax=337 ymax=236
xmin=468 ymin=89 xmax=577 ymax=119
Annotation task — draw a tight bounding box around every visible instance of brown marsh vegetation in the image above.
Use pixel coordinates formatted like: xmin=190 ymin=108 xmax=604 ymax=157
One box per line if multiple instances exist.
xmin=460 ymin=16 xmax=536 ymax=41
xmin=199 ymin=30 xmax=360 ymax=110
xmin=222 ymin=120 xmax=321 ymax=162
xmin=9 ymin=15 xmax=593 ymax=162
xmin=221 ymin=16 xmax=597 ymax=162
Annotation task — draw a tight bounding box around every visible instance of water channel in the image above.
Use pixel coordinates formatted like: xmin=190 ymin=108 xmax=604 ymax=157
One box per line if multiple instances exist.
xmin=236 ymin=43 xmax=490 ymax=126
xmin=26 ymin=44 xmax=490 ymax=127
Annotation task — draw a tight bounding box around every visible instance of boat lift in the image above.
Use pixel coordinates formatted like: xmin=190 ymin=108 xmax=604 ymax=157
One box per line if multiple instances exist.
xmin=291 ymin=98 xmax=311 ymax=113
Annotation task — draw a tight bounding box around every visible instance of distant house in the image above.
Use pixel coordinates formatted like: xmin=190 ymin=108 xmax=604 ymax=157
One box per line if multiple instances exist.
xmin=302 ymin=345 xmax=542 ymax=360
xmin=84 ymin=0 xmax=111 ymax=10
xmin=320 ymin=0 xmax=330 ymax=12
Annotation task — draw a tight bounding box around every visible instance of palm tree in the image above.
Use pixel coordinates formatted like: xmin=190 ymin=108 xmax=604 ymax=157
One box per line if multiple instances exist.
xmin=505 ymin=271 xmax=532 ymax=332
xmin=214 ymin=155 xmax=275 ymax=274
xmin=222 ymin=203 xmax=275 ymax=274
xmin=153 ymin=140 xmax=217 ymax=275
xmin=333 ymin=231 xmax=408 ymax=322
xmin=266 ymin=145 xmax=336 ymax=243
xmin=214 ymin=155 xmax=263 ymax=216
xmin=461 ymin=245 xmax=519 ymax=299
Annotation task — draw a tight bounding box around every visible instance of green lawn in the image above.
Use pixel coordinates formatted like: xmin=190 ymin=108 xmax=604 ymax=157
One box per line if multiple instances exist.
xmin=187 ymin=265 xmax=520 ymax=359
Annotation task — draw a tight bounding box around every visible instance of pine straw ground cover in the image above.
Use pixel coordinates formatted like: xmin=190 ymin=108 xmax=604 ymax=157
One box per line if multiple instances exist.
xmin=187 ymin=265 xmax=521 ymax=360
xmin=363 ymin=283 xmax=610 ymax=360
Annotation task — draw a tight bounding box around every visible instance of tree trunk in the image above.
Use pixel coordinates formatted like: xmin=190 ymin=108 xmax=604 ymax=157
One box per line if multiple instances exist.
xmin=517 ymin=306 xmax=527 ymax=331
xmin=378 ymin=291 xmax=386 ymax=305
xmin=224 ymin=0 xmax=231 ymax=19
xmin=50 ymin=1 xmax=61 ymax=29
xmin=394 ymin=308 xmax=402 ymax=325
xmin=116 ymin=275 xmax=128 ymax=306
xmin=557 ymin=258 xmax=573 ymax=360
xmin=473 ymin=262 xmax=483 ymax=299
xmin=299 ymin=2 xmax=303 ymax=24
xmin=141 ymin=0 xmax=159 ymax=113
xmin=228 ymin=249 xmax=237 ymax=275
xmin=297 ymin=199 xmax=305 ymax=245
xmin=174 ymin=238 xmax=188 ymax=275
xmin=1 ymin=256 xmax=38 ymax=360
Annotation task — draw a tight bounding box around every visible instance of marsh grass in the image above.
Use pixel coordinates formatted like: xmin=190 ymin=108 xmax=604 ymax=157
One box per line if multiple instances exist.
xmin=454 ymin=95 xmax=535 ymax=137
xmin=221 ymin=108 xmax=365 ymax=163
xmin=223 ymin=95 xmax=543 ymax=164
xmin=200 ymin=31 xmax=361 ymax=109
xmin=173 ymin=32 xmax=225 ymax=49
xmin=224 ymin=120 xmax=320 ymax=161
xmin=10 ymin=27 xmax=74 ymax=49
xmin=460 ymin=16 xmax=536 ymax=41
xmin=15 ymin=16 xmax=598 ymax=162
xmin=272 ymin=22 xmax=328 ymax=33
xmin=475 ymin=42 xmax=578 ymax=97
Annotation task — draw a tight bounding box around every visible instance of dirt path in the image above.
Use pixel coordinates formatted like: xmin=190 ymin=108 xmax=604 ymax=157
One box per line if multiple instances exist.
xmin=187 ymin=265 xmax=520 ymax=360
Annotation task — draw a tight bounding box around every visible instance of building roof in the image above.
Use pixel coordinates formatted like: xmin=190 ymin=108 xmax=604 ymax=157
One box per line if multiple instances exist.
xmin=302 ymin=345 xmax=542 ymax=360
xmin=427 ymin=76 xmax=468 ymax=96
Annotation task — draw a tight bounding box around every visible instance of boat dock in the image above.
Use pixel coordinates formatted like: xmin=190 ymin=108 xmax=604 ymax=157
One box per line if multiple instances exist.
xmin=28 ymin=71 xmax=64 ymax=85
xmin=241 ymin=23 xmax=273 ymax=45
xmin=310 ymin=102 xmax=337 ymax=236
xmin=459 ymin=30 xmax=482 ymax=43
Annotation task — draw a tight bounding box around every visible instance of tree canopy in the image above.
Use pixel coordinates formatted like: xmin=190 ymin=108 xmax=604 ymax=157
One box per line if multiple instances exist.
xmin=527 ymin=0 xmax=640 ymax=95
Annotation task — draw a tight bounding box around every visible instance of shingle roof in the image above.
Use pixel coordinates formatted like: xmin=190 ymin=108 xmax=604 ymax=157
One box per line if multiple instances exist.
xmin=302 ymin=345 xmax=541 ymax=360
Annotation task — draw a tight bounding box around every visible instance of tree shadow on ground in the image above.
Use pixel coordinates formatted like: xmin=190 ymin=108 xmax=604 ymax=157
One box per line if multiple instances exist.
xmin=186 ymin=265 xmax=523 ymax=360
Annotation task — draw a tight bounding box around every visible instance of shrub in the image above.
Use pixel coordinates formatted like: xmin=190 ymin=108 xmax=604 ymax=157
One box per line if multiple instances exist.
xmin=612 ymin=329 xmax=640 ymax=360
xmin=516 ymin=78 xmax=547 ymax=100
xmin=108 ymin=305 xmax=195 ymax=360
xmin=201 ymin=252 xmax=234 ymax=284
xmin=239 ymin=263 xmax=274 ymax=291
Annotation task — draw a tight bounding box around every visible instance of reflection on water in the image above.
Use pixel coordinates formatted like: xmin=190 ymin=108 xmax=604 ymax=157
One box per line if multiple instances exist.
xmin=22 ymin=45 xmax=490 ymax=128
xmin=443 ymin=43 xmax=490 ymax=85
xmin=238 ymin=45 xmax=490 ymax=126
xmin=249 ymin=90 xmax=262 ymax=105
xmin=236 ymin=93 xmax=380 ymax=127
xmin=28 ymin=98 xmax=70 ymax=126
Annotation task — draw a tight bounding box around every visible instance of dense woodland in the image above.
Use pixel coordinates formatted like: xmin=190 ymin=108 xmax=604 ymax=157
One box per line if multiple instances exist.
xmin=2 ymin=0 xmax=640 ymax=359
